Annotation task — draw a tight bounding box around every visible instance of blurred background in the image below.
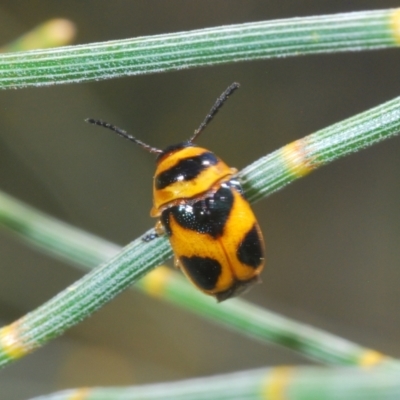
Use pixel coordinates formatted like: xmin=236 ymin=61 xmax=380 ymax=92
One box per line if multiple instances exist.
xmin=0 ymin=1 xmax=399 ymax=398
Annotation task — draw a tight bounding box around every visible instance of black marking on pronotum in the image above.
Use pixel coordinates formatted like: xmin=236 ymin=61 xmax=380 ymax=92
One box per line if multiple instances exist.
xmin=160 ymin=183 xmax=234 ymax=238
xmin=155 ymin=152 xmax=219 ymax=190
xmin=156 ymin=142 xmax=194 ymax=163
xmin=180 ymin=256 xmax=222 ymax=290
xmin=237 ymin=224 xmax=264 ymax=268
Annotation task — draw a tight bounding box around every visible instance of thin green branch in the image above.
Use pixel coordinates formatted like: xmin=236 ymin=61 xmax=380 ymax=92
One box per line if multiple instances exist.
xmin=0 ymin=191 xmax=119 ymax=266
xmin=1 ymin=94 xmax=400 ymax=369
xmin=27 ymin=367 xmax=400 ymax=400
xmin=0 ymin=9 xmax=399 ymax=89
xmin=241 ymin=94 xmax=400 ymax=203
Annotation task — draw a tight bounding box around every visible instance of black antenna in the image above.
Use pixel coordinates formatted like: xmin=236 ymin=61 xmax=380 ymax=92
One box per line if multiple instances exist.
xmin=85 ymin=118 xmax=163 ymax=155
xmin=189 ymin=82 xmax=240 ymax=143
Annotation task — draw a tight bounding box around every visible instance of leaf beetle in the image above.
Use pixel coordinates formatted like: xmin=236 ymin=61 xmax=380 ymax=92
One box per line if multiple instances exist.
xmin=87 ymin=83 xmax=265 ymax=301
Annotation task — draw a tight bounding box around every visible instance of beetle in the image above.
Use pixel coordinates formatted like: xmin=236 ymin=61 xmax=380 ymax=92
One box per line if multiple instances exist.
xmin=86 ymin=82 xmax=265 ymax=301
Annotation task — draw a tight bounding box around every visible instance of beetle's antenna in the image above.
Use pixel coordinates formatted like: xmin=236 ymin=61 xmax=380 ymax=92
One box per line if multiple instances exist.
xmin=85 ymin=118 xmax=163 ymax=154
xmin=189 ymin=82 xmax=240 ymax=143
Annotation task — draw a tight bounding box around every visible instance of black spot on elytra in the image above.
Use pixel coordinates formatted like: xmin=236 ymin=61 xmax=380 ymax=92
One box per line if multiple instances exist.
xmin=180 ymin=256 xmax=221 ymax=290
xmin=237 ymin=224 xmax=264 ymax=268
xmin=160 ymin=182 xmax=234 ymax=238
xmin=155 ymin=152 xmax=219 ymax=190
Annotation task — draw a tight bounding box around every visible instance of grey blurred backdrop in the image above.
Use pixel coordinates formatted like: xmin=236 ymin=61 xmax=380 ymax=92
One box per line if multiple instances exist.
xmin=0 ymin=1 xmax=399 ymax=399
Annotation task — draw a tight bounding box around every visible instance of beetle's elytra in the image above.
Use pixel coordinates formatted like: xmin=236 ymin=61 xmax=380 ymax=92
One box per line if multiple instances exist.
xmin=87 ymin=83 xmax=265 ymax=301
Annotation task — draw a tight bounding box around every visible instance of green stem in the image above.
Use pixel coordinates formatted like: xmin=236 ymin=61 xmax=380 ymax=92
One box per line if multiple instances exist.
xmin=27 ymin=367 xmax=400 ymax=400
xmin=241 ymin=95 xmax=400 ymax=203
xmin=0 ymin=9 xmax=399 ymax=89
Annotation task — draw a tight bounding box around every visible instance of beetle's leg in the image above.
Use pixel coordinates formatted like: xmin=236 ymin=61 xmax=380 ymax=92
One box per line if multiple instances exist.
xmin=155 ymin=220 xmax=165 ymax=236
xmin=142 ymin=220 xmax=165 ymax=242
xmin=174 ymin=256 xmax=182 ymax=270
xmin=142 ymin=231 xmax=158 ymax=242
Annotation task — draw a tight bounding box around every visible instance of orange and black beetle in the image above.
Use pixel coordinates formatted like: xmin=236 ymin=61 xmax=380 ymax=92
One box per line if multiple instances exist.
xmin=87 ymin=83 xmax=265 ymax=301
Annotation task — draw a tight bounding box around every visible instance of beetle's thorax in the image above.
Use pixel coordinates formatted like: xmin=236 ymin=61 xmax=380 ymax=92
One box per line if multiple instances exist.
xmin=151 ymin=144 xmax=236 ymax=217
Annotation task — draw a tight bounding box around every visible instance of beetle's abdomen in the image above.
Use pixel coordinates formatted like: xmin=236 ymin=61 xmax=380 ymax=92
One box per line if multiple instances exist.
xmin=160 ymin=180 xmax=265 ymax=301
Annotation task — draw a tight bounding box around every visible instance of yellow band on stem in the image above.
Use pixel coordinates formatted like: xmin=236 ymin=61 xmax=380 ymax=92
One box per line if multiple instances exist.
xmin=358 ymin=350 xmax=387 ymax=368
xmin=263 ymin=367 xmax=293 ymax=400
xmin=390 ymin=9 xmax=400 ymax=44
xmin=140 ymin=266 xmax=173 ymax=298
xmin=281 ymin=140 xmax=314 ymax=179
xmin=0 ymin=323 xmax=29 ymax=360
xmin=68 ymin=388 xmax=91 ymax=400
xmin=0 ymin=19 xmax=76 ymax=53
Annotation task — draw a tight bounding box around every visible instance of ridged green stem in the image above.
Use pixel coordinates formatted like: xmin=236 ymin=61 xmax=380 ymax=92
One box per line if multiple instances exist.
xmin=28 ymin=367 xmax=400 ymax=400
xmin=241 ymin=96 xmax=400 ymax=203
xmin=0 ymin=9 xmax=399 ymax=89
